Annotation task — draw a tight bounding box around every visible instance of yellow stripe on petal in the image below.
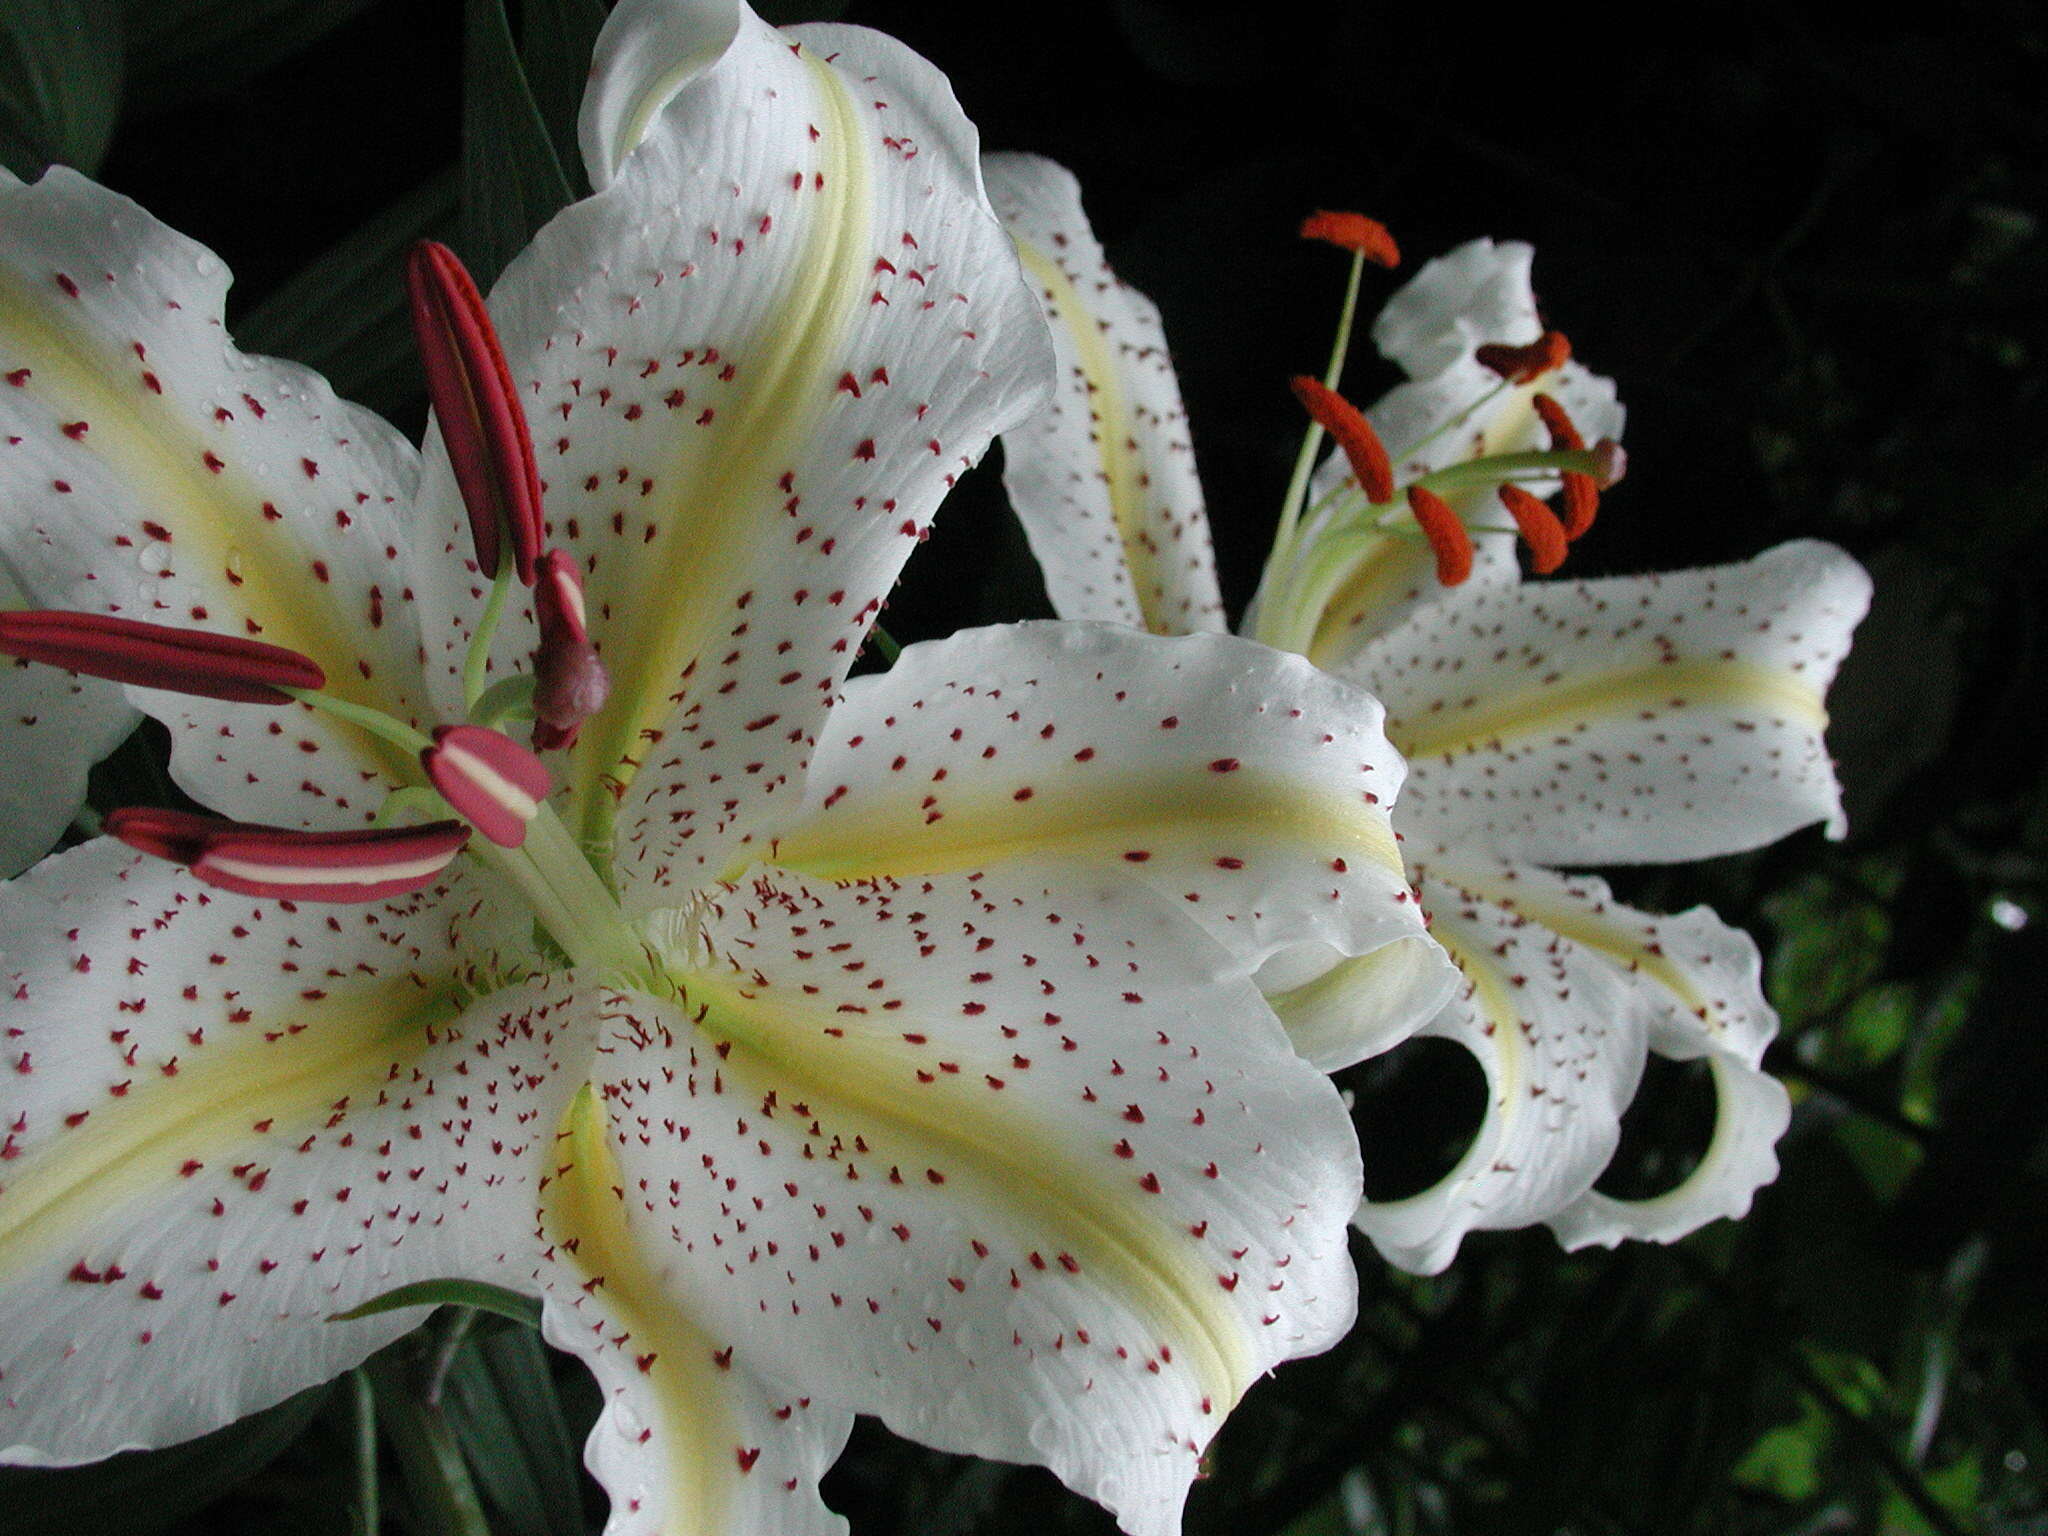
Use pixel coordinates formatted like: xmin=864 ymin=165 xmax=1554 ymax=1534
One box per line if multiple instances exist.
xmin=684 ymin=972 xmax=1254 ymax=1414
xmin=1011 ymin=241 xmax=1174 ymax=636
xmin=0 ymin=266 xmax=412 ymax=781
xmin=563 ymin=46 xmax=872 ymax=847
xmin=758 ymin=766 xmax=1401 ymax=885
xmin=1393 ymin=657 xmax=1827 ymax=765
xmin=0 ymin=985 xmax=463 ymax=1285
xmin=542 ymin=1085 xmax=737 ymax=1534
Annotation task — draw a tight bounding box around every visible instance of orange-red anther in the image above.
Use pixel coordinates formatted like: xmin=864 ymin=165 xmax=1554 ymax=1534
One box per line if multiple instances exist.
xmin=1560 ymin=474 xmax=1599 ymax=540
xmin=1475 ymin=330 xmax=1572 ymax=385
xmin=1498 ymin=485 xmax=1568 ymax=574
xmin=1406 ymin=485 xmax=1474 ymax=587
xmin=1531 ymin=391 xmax=1585 ymax=451
xmin=1290 ymin=375 xmax=1394 ymax=503
xmin=1298 ymin=211 xmax=1400 ymax=269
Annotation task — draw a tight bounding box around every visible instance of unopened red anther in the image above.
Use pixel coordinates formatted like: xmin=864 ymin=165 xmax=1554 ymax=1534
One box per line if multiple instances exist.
xmin=1290 ymin=376 xmax=1395 ymax=504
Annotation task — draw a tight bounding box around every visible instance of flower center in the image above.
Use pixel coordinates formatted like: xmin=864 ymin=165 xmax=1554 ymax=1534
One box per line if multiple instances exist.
xmin=1246 ymin=216 xmax=1625 ymax=662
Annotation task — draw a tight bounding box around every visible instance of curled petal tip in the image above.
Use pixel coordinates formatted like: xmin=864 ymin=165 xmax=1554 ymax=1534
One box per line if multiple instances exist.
xmin=0 ymin=609 xmax=325 ymax=703
xmin=1591 ymin=438 xmax=1627 ymax=489
xmin=423 ymin=724 xmax=552 ymax=848
xmin=107 ymin=807 xmax=470 ymax=901
xmin=1299 ymin=210 xmax=1401 ymax=268
xmin=405 ymin=239 xmax=545 ymax=584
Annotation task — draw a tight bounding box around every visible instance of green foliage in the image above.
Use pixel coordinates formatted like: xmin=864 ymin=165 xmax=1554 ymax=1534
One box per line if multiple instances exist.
xmin=0 ymin=0 xmax=122 ymax=178
xmin=117 ymin=0 xmax=373 ymax=112
xmin=460 ymin=0 xmax=575 ymax=291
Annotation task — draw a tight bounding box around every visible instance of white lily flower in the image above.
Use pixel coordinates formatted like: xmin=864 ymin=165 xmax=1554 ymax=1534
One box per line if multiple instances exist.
xmin=0 ymin=6 xmax=1453 ymax=1533
xmin=985 ymin=153 xmax=1872 ymax=1274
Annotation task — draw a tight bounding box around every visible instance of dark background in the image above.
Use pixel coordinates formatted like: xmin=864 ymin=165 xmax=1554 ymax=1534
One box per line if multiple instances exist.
xmin=2 ymin=1 xmax=2044 ymax=1531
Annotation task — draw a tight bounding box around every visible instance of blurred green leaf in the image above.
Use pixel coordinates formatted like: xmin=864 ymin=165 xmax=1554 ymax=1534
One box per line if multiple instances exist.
xmin=1880 ymin=1454 xmax=1983 ymax=1534
xmin=0 ymin=0 xmax=122 ymax=178
xmin=1765 ymin=872 xmax=1892 ymax=1032
xmin=234 ymin=168 xmax=457 ymax=417
xmin=119 ymin=0 xmax=373 ymax=113
xmin=1732 ymin=1396 xmax=1829 ymax=1502
xmin=462 ymin=0 xmax=574 ymax=291
xmin=1835 ymin=1114 xmax=1926 ymax=1201
xmin=517 ymin=0 xmax=606 ymax=189
xmin=330 ymin=1276 xmax=541 ymax=1329
xmin=0 ymin=1381 xmax=328 ymax=1536
xmin=441 ymin=1327 xmax=583 ymax=1536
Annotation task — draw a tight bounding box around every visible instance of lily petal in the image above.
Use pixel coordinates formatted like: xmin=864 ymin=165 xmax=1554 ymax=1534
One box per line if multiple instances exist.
xmin=1363 ymin=540 xmax=1873 ymax=864
xmin=583 ymin=865 xmax=1359 ymax=1536
xmin=536 ymin=1087 xmax=854 ymax=1536
xmin=2 ymin=566 xmax=135 ymax=877
xmin=1354 ymin=855 xmax=1783 ymax=1273
xmin=754 ymin=621 xmax=1457 ymax=1070
xmin=984 ymin=153 xmax=1227 ymax=636
xmin=578 ymin=0 xmax=746 ymax=194
xmin=0 ymin=842 xmax=593 ymax=1463
xmin=433 ymin=3 xmax=1053 ymax=861
xmin=0 ymin=168 xmax=451 ymax=827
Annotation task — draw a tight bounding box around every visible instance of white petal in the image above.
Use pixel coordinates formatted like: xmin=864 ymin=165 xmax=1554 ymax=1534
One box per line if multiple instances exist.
xmin=436 ymin=10 xmax=1053 ymax=863
xmin=1 ymin=567 xmax=135 ymax=876
xmin=1354 ymin=855 xmax=1785 ymax=1273
xmin=0 ymin=168 xmax=451 ymax=830
xmin=579 ymin=866 xmax=1359 ymax=1536
xmin=0 ymin=841 xmax=595 ymax=1463
xmin=578 ymin=0 xmax=746 ymax=192
xmin=538 ymin=1091 xmax=852 ymax=1536
xmin=1370 ymin=238 xmax=1542 ymax=381
xmin=752 ymin=621 xmax=1457 ymax=1070
xmin=984 ymin=153 xmax=1226 ymax=636
xmin=1371 ymin=540 xmax=1873 ymax=863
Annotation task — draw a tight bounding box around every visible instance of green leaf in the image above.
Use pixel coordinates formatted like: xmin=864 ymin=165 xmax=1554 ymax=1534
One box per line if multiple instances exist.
xmin=462 ymin=0 xmax=574 ymax=292
xmin=517 ymin=0 xmax=607 ymax=192
xmin=0 ymin=0 xmax=123 ymax=179
xmin=118 ymin=0 xmax=374 ymax=113
xmin=329 ymin=1277 xmax=543 ymax=1329
xmin=1731 ymin=1396 xmax=1830 ymax=1502
xmin=442 ymin=1327 xmax=584 ymax=1536
xmin=0 ymin=1381 xmax=329 ymax=1536
xmin=234 ymin=168 xmax=458 ymax=418
xmin=1764 ymin=873 xmax=1891 ymax=1033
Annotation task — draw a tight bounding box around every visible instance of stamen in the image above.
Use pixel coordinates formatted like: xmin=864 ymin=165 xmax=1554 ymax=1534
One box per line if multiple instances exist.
xmin=106 ymin=807 xmax=469 ymax=902
xmin=0 ymin=610 xmax=324 ymax=702
xmin=1497 ymin=486 xmax=1568 ymax=574
xmin=1475 ymin=330 xmax=1571 ymax=385
xmin=405 ymin=240 xmax=544 ymax=585
xmin=1405 ymin=486 xmax=1473 ymax=587
xmin=1298 ymin=211 xmax=1401 ymax=269
xmin=1531 ymin=393 xmax=1599 ymax=539
xmin=531 ymin=549 xmax=611 ymax=752
xmin=423 ymin=724 xmax=551 ymax=849
xmin=1290 ymin=377 xmax=1393 ymax=504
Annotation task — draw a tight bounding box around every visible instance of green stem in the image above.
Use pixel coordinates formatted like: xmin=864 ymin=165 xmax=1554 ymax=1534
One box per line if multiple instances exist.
xmin=365 ymin=1351 xmax=491 ymax=1536
xmin=463 ymin=566 xmax=516 ymax=712
xmin=469 ymin=673 xmax=536 ymax=731
xmin=868 ymin=623 xmax=902 ymax=665
xmin=1255 ymin=248 xmax=1368 ymax=624
xmin=286 ymin=689 xmax=434 ymax=755
xmin=350 ymin=1369 xmax=380 ymax=1536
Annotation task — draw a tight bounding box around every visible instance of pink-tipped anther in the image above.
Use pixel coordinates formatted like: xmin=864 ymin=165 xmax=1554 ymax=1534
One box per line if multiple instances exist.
xmin=405 ymin=240 xmax=544 ymax=585
xmin=0 ymin=610 xmax=325 ymax=703
xmin=1299 ymin=211 xmax=1401 ymax=269
xmin=531 ymin=549 xmax=610 ymax=752
xmin=1591 ymin=438 xmax=1628 ymax=489
xmin=1475 ymin=330 xmax=1572 ymax=385
xmin=107 ymin=807 xmax=470 ymax=902
xmin=1290 ymin=376 xmax=1394 ymax=504
xmin=423 ymin=724 xmax=551 ymax=848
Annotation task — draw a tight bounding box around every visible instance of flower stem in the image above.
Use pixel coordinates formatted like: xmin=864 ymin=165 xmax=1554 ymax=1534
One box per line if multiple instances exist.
xmin=463 ymin=566 xmax=515 ymax=712
xmin=364 ymin=1349 xmax=491 ymax=1536
xmin=349 ymin=1368 xmax=379 ymax=1536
